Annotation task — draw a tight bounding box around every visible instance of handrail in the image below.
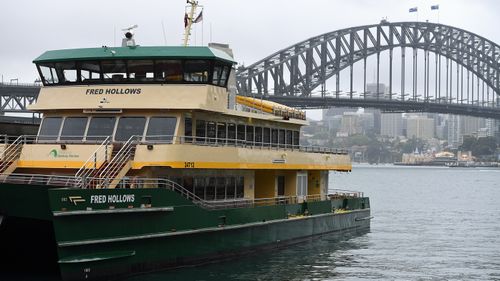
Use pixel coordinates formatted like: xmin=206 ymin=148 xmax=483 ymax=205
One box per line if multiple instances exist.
xmin=0 ymin=173 xmax=364 ymax=210
xmin=0 ymin=134 xmax=348 ymax=155
xmin=0 ymin=136 xmax=24 ymax=173
xmin=75 ymin=136 xmax=111 ymax=187
xmin=96 ymin=135 xmax=139 ymax=188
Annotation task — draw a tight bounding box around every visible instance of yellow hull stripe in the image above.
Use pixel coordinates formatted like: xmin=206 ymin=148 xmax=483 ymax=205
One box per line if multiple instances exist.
xmin=17 ymin=160 xmax=351 ymax=171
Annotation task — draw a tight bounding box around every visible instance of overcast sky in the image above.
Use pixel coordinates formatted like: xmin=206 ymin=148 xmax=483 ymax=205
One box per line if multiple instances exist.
xmin=1 ymin=0 xmax=499 ymax=84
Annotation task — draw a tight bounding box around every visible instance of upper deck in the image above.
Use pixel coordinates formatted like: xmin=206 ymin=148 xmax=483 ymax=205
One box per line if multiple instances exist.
xmin=31 ymin=46 xmax=235 ymax=113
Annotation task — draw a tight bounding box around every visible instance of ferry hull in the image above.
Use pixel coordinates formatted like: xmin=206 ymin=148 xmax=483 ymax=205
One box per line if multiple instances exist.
xmin=0 ymin=184 xmax=370 ymax=281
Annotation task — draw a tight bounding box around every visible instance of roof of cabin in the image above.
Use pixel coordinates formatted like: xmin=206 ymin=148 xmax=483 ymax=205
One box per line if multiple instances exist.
xmin=33 ymin=46 xmax=235 ymax=64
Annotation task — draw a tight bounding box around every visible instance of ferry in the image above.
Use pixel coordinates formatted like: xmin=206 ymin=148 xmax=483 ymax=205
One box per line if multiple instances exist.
xmin=0 ymin=6 xmax=370 ymax=281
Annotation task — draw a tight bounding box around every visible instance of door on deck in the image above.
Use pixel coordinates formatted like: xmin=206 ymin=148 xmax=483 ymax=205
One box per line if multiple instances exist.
xmin=277 ymin=175 xmax=285 ymax=197
xmin=296 ymin=172 xmax=308 ymax=203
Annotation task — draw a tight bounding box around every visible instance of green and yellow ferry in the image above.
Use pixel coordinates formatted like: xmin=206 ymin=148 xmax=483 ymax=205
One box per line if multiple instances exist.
xmin=0 ymin=34 xmax=370 ymax=280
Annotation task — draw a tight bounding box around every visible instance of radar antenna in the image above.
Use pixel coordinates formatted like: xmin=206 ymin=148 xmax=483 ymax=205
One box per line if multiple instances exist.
xmin=122 ymin=24 xmax=139 ymax=47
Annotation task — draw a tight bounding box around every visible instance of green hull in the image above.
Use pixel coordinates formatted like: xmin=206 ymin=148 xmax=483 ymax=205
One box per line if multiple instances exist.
xmin=0 ymin=184 xmax=370 ymax=281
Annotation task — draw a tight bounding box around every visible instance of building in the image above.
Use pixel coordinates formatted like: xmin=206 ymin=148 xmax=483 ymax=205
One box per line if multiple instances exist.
xmin=406 ymin=115 xmax=435 ymax=140
xmin=340 ymin=112 xmax=362 ymax=136
xmin=380 ymin=113 xmax=403 ymax=138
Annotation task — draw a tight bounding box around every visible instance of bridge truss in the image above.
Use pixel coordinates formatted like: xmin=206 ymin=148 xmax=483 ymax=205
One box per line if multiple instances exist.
xmin=236 ymin=21 xmax=500 ymax=119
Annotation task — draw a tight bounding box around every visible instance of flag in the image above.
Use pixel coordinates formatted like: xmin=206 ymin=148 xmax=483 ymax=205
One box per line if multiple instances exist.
xmin=194 ymin=10 xmax=203 ymax=23
xmin=431 ymin=4 xmax=439 ymax=10
xmin=409 ymin=7 xmax=418 ymax=13
xmin=184 ymin=13 xmax=189 ymax=28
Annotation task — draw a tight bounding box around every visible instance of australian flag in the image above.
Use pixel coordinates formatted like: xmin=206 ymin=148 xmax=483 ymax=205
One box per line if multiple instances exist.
xmin=431 ymin=4 xmax=439 ymax=10
xmin=409 ymin=7 xmax=418 ymax=13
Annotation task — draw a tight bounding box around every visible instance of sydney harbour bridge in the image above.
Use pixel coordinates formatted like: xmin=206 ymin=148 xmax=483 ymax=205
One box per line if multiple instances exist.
xmin=1 ymin=21 xmax=500 ymax=123
xmin=236 ymin=21 xmax=500 ymax=119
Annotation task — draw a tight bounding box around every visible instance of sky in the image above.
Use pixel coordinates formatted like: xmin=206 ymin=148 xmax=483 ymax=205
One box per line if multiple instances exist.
xmin=1 ymin=0 xmax=499 ymax=118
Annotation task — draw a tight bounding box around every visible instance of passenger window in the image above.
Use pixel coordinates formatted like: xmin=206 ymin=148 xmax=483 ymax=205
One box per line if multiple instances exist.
xmin=255 ymin=127 xmax=263 ymax=144
xmin=207 ymin=121 xmax=216 ymax=143
xmin=227 ymin=123 xmax=236 ymax=144
xmin=184 ymin=117 xmax=192 ymax=143
xmin=271 ymin=129 xmax=278 ymax=147
xmin=38 ymin=117 xmax=63 ymax=141
xmin=115 ymin=117 xmax=146 ymax=141
xmin=236 ymin=176 xmax=244 ymax=198
xmin=263 ymin=128 xmax=271 ymax=146
xmin=60 ymin=117 xmax=87 ymax=141
xmin=286 ymin=130 xmax=293 ymax=148
xmin=216 ymin=177 xmax=226 ymax=200
xmin=237 ymin=124 xmax=245 ymax=145
xmin=279 ymin=129 xmax=286 ymax=147
xmin=156 ymin=60 xmax=183 ymax=82
xmin=87 ymin=117 xmax=116 ymax=141
xmin=194 ymin=177 xmax=205 ymax=199
xmin=195 ymin=120 xmax=206 ymax=143
xmin=217 ymin=122 xmax=226 ymax=144
xmin=146 ymin=117 xmax=177 ymax=142
xmin=226 ymin=177 xmax=236 ymax=199
xmin=246 ymin=126 xmax=254 ymax=144
xmin=184 ymin=60 xmax=209 ymax=82
xmin=206 ymin=177 xmax=216 ymax=200
xmin=293 ymin=131 xmax=300 ymax=148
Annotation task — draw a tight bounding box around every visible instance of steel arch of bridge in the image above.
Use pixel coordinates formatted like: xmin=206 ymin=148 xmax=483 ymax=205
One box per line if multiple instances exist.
xmin=236 ymin=21 xmax=500 ymax=117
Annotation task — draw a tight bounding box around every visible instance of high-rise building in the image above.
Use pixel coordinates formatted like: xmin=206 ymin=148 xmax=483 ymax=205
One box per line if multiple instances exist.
xmin=447 ymin=115 xmax=461 ymax=148
xmin=380 ymin=113 xmax=403 ymax=137
xmin=322 ymin=107 xmax=357 ymax=120
xmin=406 ymin=116 xmax=435 ymax=140
xmin=340 ymin=112 xmax=362 ymax=136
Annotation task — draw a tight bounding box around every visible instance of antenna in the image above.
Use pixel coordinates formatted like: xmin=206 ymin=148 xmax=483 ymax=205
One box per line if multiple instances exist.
xmin=122 ymin=24 xmax=139 ymax=47
xmin=183 ymin=0 xmax=203 ymax=46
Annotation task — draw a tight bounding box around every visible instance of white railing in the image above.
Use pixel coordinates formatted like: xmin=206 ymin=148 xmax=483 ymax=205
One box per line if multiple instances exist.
xmin=96 ymin=135 xmax=139 ymax=188
xmin=329 ymin=189 xmax=364 ymax=198
xmin=75 ymin=136 xmax=111 ymax=188
xmin=0 ymin=136 xmax=25 ymax=173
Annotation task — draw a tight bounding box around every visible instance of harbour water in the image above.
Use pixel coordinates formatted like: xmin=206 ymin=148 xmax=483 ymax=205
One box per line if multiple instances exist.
xmin=4 ymin=166 xmax=500 ymax=280
xmin=124 ymin=165 xmax=500 ymax=281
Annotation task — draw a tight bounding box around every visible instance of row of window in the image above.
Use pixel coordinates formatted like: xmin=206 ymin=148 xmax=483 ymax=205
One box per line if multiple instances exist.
xmin=169 ymin=176 xmax=245 ymax=201
xmin=38 ymin=116 xmax=177 ymax=142
xmin=36 ymin=59 xmax=231 ymax=87
xmin=186 ymin=118 xmax=301 ymax=147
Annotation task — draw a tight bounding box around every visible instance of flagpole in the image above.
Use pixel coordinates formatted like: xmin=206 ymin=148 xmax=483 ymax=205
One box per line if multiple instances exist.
xmin=202 ymin=7 xmax=204 ymax=45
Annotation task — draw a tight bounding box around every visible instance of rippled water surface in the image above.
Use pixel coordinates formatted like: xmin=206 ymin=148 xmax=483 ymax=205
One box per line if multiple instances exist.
xmin=125 ymin=166 xmax=500 ymax=281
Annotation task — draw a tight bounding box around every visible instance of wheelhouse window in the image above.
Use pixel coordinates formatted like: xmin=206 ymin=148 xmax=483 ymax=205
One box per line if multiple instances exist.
xmin=80 ymin=61 xmax=101 ymax=83
xmin=37 ymin=58 xmax=232 ymax=87
xmin=86 ymin=117 xmax=116 ymax=141
xmin=155 ymin=60 xmax=183 ymax=82
xmin=237 ymin=124 xmax=245 ymax=145
xmin=60 ymin=117 xmax=87 ymax=141
xmin=38 ymin=117 xmax=62 ymax=141
xmin=128 ymin=60 xmax=154 ymax=82
xmin=184 ymin=60 xmax=209 ymax=82
xmin=55 ymin=62 xmax=78 ymax=83
xmin=38 ymin=63 xmax=59 ymax=85
xmin=102 ymin=60 xmax=127 ymax=83
xmin=146 ymin=117 xmax=177 ymax=142
xmin=115 ymin=117 xmax=146 ymax=141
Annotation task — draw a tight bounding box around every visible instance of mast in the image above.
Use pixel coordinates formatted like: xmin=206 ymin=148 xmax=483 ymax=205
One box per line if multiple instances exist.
xmin=183 ymin=0 xmax=198 ymax=46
